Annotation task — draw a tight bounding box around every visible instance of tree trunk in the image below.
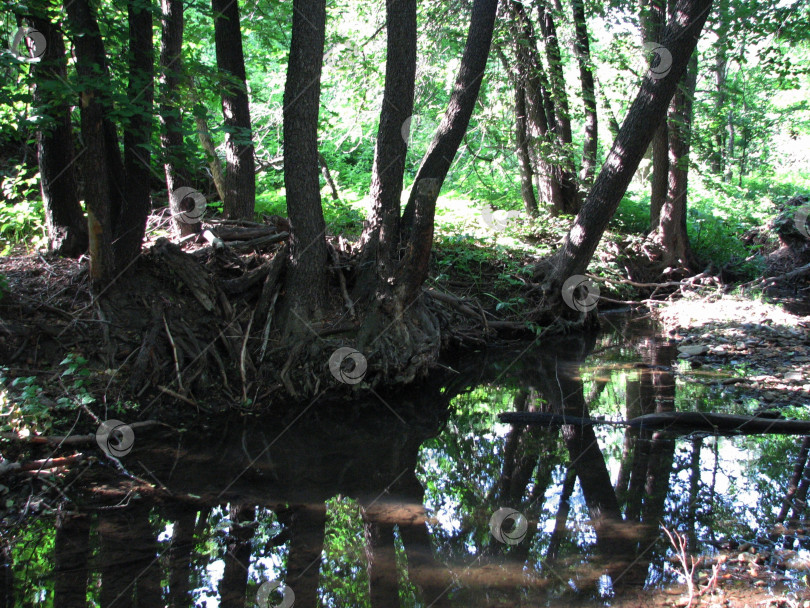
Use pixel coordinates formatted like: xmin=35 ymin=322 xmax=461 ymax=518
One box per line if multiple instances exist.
xmin=53 ymin=513 xmax=90 ymax=608
xmin=356 ymin=0 xmax=417 ymax=294
xmin=571 ymin=0 xmax=598 ymax=190
xmin=167 ymin=510 xmax=196 ymax=608
xmin=283 ymin=504 xmax=326 ymax=608
xmin=115 ymin=0 xmax=154 ymax=268
xmin=65 ymin=0 xmax=116 ymax=287
xmin=542 ymin=0 xmax=713 ymax=296
xmin=514 ymin=76 xmax=539 ymax=215
xmin=218 ymin=504 xmax=255 ymax=608
xmin=643 ymin=0 xmax=669 ymax=229
xmin=361 ymin=507 xmax=400 ymax=607
xmin=213 ymin=0 xmax=256 ymax=219
xmin=537 ymin=0 xmax=580 ymax=214
xmin=282 ymin=0 xmax=329 ymax=320
xmin=160 ymin=0 xmax=197 ymax=237
xmin=28 ymin=11 xmax=88 ymax=258
xmin=496 ymin=48 xmax=539 ymax=216
xmin=64 ymin=0 xmax=125 ymax=235
xmin=709 ymin=0 xmax=729 ymax=175
xmin=649 ymin=122 xmax=669 ymax=228
xmin=505 ymin=1 xmax=568 ymax=216
xmin=398 ymin=0 xmax=498 ymax=301
xmin=652 ymin=51 xmax=698 ymax=270
xmin=778 ymin=436 xmax=810 ymax=524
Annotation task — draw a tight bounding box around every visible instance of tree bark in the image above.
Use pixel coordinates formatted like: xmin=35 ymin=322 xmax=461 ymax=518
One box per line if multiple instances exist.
xmin=115 ymin=0 xmax=154 ymax=268
xmin=28 ymin=11 xmax=88 ymax=257
xmin=160 ymin=0 xmax=197 ymax=237
xmin=543 ymin=0 xmax=713 ymax=292
xmin=282 ymin=0 xmax=329 ymax=319
xmin=505 ymin=1 xmax=567 ymax=216
xmin=537 ymin=0 xmax=580 ymax=214
xmin=356 ymin=0 xmax=417 ymax=293
xmin=65 ymin=0 xmax=116 ymax=287
xmin=652 ymin=51 xmax=698 ymax=269
xmin=168 ymin=510 xmax=196 ymax=608
xmin=571 ymin=0 xmax=598 ymax=190
xmin=218 ymin=504 xmax=256 ymax=608
xmin=213 ymin=0 xmax=256 ymax=219
xmin=642 ymin=0 xmax=669 ymax=229
xmin=361 ymin=507 xmax=400 ymax=608
xmin=709 ymin=0 xmax=729 ymax=175
xmin=53 ymin=513 xmax=90 ymax=608
xmin=283 ymin=504 xmax=326 ymax=608
xmin=398 ymin=0 xmax=498 ymax=301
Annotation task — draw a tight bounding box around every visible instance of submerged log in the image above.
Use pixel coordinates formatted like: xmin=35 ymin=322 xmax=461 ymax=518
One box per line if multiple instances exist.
xmin=498 ymin=411 xmax=810 ymax=436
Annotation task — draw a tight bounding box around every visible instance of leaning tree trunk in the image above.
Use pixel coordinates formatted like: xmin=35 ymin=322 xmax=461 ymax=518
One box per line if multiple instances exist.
xmin=282 ymin=0 xmax=329 ymax=322
xmin=114 ymin=0 xmax=154 ymax=269
xmin=160 ymin=0 xmax=197 ymax=237
xmin=355 ymin=0 xmax=417 ymax=298
xmin=212 ymin=0 xmax=256 ymax=220
xmin=28 ymin=11 xmax=88 ymax=258
xmin=398 ymin=0 xmax=499 ymax=301
xmin=541 ymin=0 xmax=713 ymax=309
xmin=65 ymin=0 xmax=116 ymax=287
xmin=651 ymin=52 xmax=698 ymax=270
xmin=571 ymin=0 xmax=598 ymax=191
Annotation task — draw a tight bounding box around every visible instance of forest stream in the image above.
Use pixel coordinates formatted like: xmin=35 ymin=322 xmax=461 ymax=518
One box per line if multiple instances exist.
xmin=4 ymin=313 xmax=810 ymax=608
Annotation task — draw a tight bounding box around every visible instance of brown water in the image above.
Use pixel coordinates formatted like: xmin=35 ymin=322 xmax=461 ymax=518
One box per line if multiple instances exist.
xmin=2 ymin=314 xmax=808 ymax=607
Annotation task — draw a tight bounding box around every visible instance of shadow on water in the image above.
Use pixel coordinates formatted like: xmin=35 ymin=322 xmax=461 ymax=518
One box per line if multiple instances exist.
xmin=3 ymin=314 xmax=809 ymax=607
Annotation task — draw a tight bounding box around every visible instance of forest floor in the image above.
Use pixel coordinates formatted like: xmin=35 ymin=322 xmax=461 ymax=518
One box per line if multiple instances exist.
xmin=0 ymin=200 xmax=808 ymax=435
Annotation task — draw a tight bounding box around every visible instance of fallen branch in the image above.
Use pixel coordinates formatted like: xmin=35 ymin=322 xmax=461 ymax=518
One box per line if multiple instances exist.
xmin=498 ymin=411 xmax=810 ymax=436
xmin=193 ymin=232 xmax=289 ymax=257
xmin=0 ymin=455 xmax=86 ymax=477
xmin=1 ymin=421 xmax=169 ymax=445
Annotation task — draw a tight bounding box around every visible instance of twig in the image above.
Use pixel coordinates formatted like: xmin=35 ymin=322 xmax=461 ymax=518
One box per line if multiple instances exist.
xmin=662 ymin=525 xmax=699 ymax=607
xmin=240 ymin=311 xmax=254 ymax=403
xmin=259 ymin=287 xmax=280 ymax=362
xmin=163 ymin=315 xmax=185 ymax=394
xmin=156 ymin=385 xmax=199 ymax=409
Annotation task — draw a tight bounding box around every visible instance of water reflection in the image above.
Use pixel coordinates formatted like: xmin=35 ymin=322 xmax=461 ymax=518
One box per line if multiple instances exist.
xmin=3 ymin=317 xmax=805 ymax=606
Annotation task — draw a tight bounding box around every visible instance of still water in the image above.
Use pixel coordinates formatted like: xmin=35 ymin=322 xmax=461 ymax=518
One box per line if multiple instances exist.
xmin=3 ymin=314 xmax=808 ymax=607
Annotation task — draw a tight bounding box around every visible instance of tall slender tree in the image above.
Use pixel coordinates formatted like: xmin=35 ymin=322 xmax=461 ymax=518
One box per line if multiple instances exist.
xmin=212 ymin=0 xmax=256 ymax=219
xmin=571 ymin=0 xmax=598 ymax=190
xmin=28 ymin=7 xmax=88 ymax=257
xmin=355 ymin=0 xmax=417 ymax=297
xmin=115 ymin=0 xmax=154 ymax=268
xmin=282 ymin=0 xmax=329 ymax=322
xmin=160 ymin=0 xmax=196 ymax=236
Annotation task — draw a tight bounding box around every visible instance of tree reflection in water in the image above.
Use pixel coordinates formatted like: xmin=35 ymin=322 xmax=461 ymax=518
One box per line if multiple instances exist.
xmin=2 ymin=320 xmax=800 ymax=607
